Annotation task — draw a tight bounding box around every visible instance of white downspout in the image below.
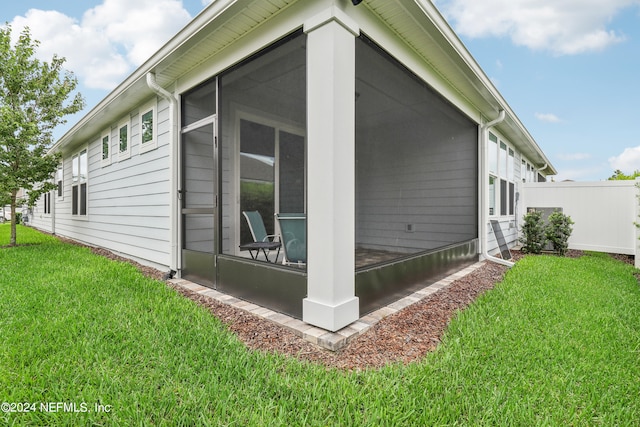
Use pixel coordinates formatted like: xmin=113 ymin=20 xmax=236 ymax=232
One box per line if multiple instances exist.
xmin=479 ymin=110 xmax=514 ymax=268
xmin=146 ymin=72 xmax=179 ymax=274
xmin=536 ymin=163 xmax=548 ymax=182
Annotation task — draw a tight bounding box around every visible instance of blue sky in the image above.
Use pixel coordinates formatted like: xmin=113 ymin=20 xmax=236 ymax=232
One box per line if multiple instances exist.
xmin=2 ymin=0 xmax=639 ymax=181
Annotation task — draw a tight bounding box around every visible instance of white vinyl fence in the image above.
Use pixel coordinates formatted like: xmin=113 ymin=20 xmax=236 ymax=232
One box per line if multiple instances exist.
xmin=520 ymin=180 xmax=640 ymax=267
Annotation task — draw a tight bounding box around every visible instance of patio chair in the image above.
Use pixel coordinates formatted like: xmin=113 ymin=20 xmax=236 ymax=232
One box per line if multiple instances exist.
xmin=275 ymin=213 xmax=306 ymax=266
xmin=239 ymin=211 xmax=281 ymax=262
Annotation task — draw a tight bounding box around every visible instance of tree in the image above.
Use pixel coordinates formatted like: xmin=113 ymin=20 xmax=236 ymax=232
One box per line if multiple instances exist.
xmin=608 ymin=169 xmax=640 ymax=180
xmin=0 ymin=25 xmax=84 ymax=245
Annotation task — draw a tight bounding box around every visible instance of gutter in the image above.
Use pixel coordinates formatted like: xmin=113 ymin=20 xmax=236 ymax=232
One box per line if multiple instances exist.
xmin=146 ymin=72 xmax=180 ymax=273
xmin=536 ymin=163 xmax=548 ymax=180
xmin=479 ymin=110 xmax=515 ymax=268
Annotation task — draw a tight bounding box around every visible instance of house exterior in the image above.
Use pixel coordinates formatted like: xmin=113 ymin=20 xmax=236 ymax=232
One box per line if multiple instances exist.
xmin=29 ymin=0 xmax=556 ymax=332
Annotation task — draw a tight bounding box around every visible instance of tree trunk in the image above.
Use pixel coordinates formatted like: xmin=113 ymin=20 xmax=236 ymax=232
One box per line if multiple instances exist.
xmin=10 ymin=190 xmax=17 ymax=246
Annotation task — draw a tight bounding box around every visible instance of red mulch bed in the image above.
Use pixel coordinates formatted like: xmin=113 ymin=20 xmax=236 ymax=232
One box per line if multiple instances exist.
xmin=170 ymin=260 xmax=508 ymax=370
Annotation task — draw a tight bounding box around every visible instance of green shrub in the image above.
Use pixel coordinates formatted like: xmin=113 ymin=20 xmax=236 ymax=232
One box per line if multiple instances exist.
xmin=519 ymin=210 xmax=546 ymax=254
xmin=546 ymin=210 xmax=574 ymax=256
xmin=14 ymin=212 xmax=22 ymax=225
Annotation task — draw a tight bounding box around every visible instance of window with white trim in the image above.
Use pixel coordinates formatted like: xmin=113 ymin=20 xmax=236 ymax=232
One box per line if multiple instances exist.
xmin=118 ymin=118 xmax=130 ymax=160
xmin=139 ymin=101 xmax=157 ymax=153
xmin=72 ymin=148 xmax=88 ymax=216
xmin=101 ymin=130 xmax=111 ymax=166
xmin=530 ymin=164 xmax=536 ymax=182
xmin=489 ymin=133 xmax=498 ymax=175
xmin=488 ymin=133 xmax=498 ymax=216
xmin=521 ymin=160 xmax=537 ymax=183
xmin=43 ymin=192 xmax=52 ymax=215
xmin=508 ymin=148 xmax=515 ymax=215
xmin=488 ymin=176 xmax=496 ymax=216
xmin=56 ymin=164 xmax=63 ymax=199
xmin=488 ymin=133 xmax=516 ymax=216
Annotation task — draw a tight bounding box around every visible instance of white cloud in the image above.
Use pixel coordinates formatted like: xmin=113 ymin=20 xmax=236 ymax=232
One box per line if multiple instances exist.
xmin=9 ymin=0 xmax=192 ymax=90
xmin=83 ymin=0 xmax=191 ymax=65
xmin=557 ymin=152 xmax=591 ymax=161
xmin=535 ymin=112 xmax=562 ymax=123
xmin=609 ymin=146 xmax=640 ymax=173
xmin=438 ymin=0 xmax=638 ymax=55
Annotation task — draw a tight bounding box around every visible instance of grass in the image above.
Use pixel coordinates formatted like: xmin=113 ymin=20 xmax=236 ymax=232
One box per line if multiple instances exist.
xmin=1 ymin=224 xmax=639 ymax=425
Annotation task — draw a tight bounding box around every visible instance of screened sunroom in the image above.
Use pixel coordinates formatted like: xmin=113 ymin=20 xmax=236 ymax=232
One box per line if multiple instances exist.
xmin=42 ymin=1 xmax=556 ymax=334
xmin=178 ymin=24 xmax=478 ymax=328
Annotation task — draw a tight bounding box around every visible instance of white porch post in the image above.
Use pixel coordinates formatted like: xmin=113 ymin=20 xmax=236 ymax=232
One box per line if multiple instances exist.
xmin=302 ymin=7 xmax=360 ymax=332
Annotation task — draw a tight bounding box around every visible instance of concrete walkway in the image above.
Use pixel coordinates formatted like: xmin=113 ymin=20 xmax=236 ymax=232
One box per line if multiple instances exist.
xmin=168 ymin=261 xmax=484 ymax=351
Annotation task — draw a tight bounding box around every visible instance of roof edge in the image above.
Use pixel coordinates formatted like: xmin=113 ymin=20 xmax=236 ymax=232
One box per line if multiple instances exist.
xmin=50 ymin=0 xmax=241 ymax=153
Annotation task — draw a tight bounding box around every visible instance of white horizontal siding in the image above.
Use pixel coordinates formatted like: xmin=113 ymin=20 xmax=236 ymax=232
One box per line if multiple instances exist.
xmin=28 ymin=194 xmax=53 ymax=233
xmin=356 ymin=118 xmax=477 ymax=253
xmin=54 ymin=97 xmax=172 ymax=269
xmin=485 ymin=218 xmax=518 ymax=256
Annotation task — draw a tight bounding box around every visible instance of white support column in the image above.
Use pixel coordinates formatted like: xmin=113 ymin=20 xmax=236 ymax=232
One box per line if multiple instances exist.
xmin=302 ymin=7 xmax=360 ymax=332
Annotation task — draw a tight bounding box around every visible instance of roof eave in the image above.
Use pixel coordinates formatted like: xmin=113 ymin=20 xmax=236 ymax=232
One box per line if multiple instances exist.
xmin=406 ymin=0 xmax=556 ymax=174
xmin=50 ymin=0 xmax=243 ymax=154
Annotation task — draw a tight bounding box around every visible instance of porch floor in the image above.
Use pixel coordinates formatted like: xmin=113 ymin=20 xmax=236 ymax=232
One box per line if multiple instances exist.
xmin=240 ymin=247 xmax=413 ymax=269
xmin=355 ymin=248 xmax=412 ymax=269
xmin=168 ymin=261 xmax=484 ymax=351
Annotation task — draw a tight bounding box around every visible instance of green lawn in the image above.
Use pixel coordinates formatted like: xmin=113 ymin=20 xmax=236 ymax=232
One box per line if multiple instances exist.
xmin=1 ymin=224 xmax=639 ymax=426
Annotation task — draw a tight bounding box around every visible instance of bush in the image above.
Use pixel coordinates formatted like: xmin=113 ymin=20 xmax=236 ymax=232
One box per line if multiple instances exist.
xmin=546 ymin=210 xmax=574 ymax=256
xmin=519 ymin=210 xmax=546 ymax=254
xmin=15 ymin=212 xmax=22 ymax=225
xmin=520 ymin=210 xmax=575 ymax=256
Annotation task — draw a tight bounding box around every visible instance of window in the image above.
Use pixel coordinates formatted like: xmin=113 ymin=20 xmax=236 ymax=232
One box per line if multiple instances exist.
xmin=118 ymin=118 xmax=130 ymax=160
xmin=488 ymin=137 xmax=516 ymax=217
xmin=101 ymin=130 xmax=111 ymax=166
xmin=72 ymin=148 xmax=88 ymax=216
xmin=56 ymin=164 xmax=63 ymax=198
xmin=220 ymin=31 xmax=307 ymax=262
xmin=488 ymin=133 xmax=498 ymax=175
xmin=508 ymin=148 xmax=515 ymax=215
xmin=529 ymin=164 xmax=535 ymax=182
xmin=531 ymin=164 xmax=537 ymax=182
xmin=522 ymin=161 xmax=537 ymax=183
xmin=499 ymin=142 xmax=507 ymax=178
xmin=488 ymin=176 xmax=496 ymax=215
xmin=43 ymin=192 xmax=51 ymax=215
xmin=500 ymin=178 xmax=507 ymax=216
xmin=509 ymin=182 xmax=515 ymax=215
xmin=488 ymin=133 xmax=498 ymax=216
xmin=237 ymin=118 xmax=305 ymax=244
xmin=139 ymin=101 xmax=157 ymax=153
xmin=508 ymin=148 xmax=514 ymax=181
